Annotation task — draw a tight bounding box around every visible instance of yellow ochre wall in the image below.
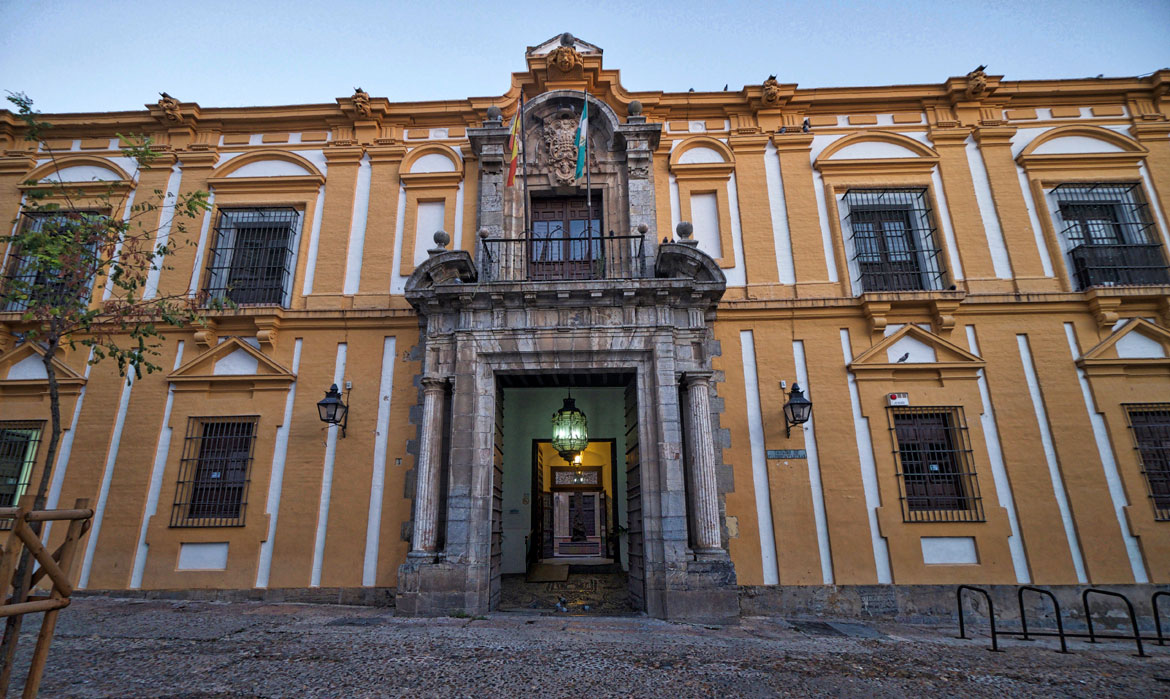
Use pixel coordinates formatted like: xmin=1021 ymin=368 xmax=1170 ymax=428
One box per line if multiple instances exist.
xmin=1 ymin=49 xmax=1169 ymax=593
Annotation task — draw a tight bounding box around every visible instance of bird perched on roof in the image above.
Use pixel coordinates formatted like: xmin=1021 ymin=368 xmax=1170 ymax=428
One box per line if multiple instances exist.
xmin=896 ymin=352 xmax=910 ymax=363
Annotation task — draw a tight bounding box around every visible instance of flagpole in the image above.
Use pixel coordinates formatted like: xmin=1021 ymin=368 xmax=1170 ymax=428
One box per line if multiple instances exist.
xmin=584 ymin=91 xmax=592 ymax=238
xmin=519 ymin=92 xmax=529 ymax=237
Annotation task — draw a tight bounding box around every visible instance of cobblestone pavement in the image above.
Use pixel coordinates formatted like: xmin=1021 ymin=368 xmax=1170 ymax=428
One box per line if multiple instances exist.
xmin=7 ymin=597 xmax=1170 ymax=697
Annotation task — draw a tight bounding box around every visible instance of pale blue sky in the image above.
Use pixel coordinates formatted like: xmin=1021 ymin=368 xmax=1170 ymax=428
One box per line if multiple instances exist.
xmin=2 ymin=0 xmax=1167 ymax=114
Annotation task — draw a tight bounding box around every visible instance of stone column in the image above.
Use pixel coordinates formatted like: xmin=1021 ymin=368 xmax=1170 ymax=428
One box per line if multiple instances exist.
xmin=682 ymin=371 xmax=722 ymax=555
xmin=410 ymin=376 xmax=448 ymax=557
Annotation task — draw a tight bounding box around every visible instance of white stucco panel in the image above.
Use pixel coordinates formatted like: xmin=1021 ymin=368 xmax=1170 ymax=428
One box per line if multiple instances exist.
xmin=177 ymin=542 xmax=229 ymax=570
xmin=1031 ymin=135 xmax=1126 ymax=155
xmin=213 ymin=348 xmax=260 ymax=375
xmin=828 ymin=141 xmax=920 ymax=159
xmin=886 ymin=334 xmax=937 ymax=363
xmin=6 ymin=353 xmax=47 ymax=380
xmin=921 ymin=537 xmax=978 ymax=565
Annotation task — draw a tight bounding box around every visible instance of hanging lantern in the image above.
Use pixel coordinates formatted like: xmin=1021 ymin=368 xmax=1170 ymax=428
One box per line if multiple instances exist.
xmin=551 ymin=392 xmax=588 ymax=461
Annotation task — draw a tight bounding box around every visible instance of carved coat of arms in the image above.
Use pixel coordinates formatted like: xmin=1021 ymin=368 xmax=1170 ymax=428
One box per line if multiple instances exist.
xmin=542 ymin=110 xmax=580 ymax=186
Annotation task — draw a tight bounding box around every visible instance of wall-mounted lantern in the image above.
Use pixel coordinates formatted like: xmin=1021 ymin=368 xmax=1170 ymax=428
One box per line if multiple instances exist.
xmin=783 ymin=382 xmax=813 ymax=438
xmin=551 ymin=391 xmax=588 ymax=461
xmin=317 ymin=383 xmax=349 ymax=438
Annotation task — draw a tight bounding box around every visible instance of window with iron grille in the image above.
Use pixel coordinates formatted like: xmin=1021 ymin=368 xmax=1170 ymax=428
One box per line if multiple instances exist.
xmin=1125 ymin=404 xmax=1170 ymax=521
xmin=841 ymin=189 xmax=947 ymax=294
xmin=2 ymin=211 xmax=104 ymax=312
xmin=203 ymin=208 xmax=300 ymax=306
xmin=0 ymin=422 xmax=43 ymax=523
xmin=1051 ymin=183 xmax=1170 ymax=289
xmin=888 ymin=406 xmax=984 ymax=522
xmin=171 ymin=417 xmax=258 ymax=527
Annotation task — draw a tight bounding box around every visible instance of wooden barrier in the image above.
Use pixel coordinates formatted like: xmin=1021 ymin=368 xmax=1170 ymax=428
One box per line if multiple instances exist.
xmin=0 ymin=496 xmax=92 ymax=698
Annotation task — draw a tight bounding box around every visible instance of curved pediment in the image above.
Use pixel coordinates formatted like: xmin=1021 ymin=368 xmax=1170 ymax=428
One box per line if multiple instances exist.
xmin=815 ymin=132 xmax=939 ymax=175
xmin=27 ymin=155 xmax=131 ymax=184
xmin=212 ymin=150 xmax=323 ymax=179
xmin=1020 ymin=125 xmax=1145 ymax=158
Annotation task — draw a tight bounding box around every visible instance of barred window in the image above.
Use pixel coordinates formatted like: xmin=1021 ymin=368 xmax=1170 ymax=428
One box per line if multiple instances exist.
xmin=1051 ymin=183 xmax=1169 ymax=289
xmin=204 ymin=208 xmax=300 ymax=306
xmin=889 ymin=407 xmax=984 ymax=522
xmin=0 ymin=422 xmax=43 ymax=517
xmin=2 ymin=211 xmax=104 ymax=312
xmin=1126 ymin=404 xmax=1170 ymax=521
xmin=841 ymin=189 xmax=947 ymax=293
xmin=171 ymin=417 xmax=258 ymax=527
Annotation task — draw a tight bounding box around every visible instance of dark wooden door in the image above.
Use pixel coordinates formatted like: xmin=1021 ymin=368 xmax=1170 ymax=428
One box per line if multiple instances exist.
xmin=530 ymin=197 xmax=602 ymax=280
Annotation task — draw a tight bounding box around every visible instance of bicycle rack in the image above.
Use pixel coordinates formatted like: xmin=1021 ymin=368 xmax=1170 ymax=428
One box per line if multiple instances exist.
xmin=1153 ymin=590 xmax=1168 ymax=647
xmin=956 ymin=585 xmax=1001 ymax=652
xmin=1018 ymin=586 xmax=1068 ymax=653
xmin=955 ymin=585 xmax=1166 ymax=656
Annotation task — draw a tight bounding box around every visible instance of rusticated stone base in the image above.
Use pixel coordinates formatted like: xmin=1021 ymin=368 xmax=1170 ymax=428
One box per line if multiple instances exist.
xmin=660 ymin=556 xmax=740 ymax=625
xmin=395 ymin=559 xmax=492 ymax=617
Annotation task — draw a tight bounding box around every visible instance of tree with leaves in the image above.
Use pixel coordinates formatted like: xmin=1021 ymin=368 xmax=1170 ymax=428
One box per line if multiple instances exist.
xmin=0 ymin=92 xmax=212 ymax=684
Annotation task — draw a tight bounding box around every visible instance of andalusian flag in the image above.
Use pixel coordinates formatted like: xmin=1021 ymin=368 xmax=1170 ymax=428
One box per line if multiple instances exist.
xmin=574 ymin=96 xmax=588 ymax=180
xmin=505 ymin=96 xmax=523 ymax=187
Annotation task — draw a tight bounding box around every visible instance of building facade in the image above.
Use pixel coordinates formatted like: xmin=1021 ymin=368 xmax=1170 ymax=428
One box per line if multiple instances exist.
xmin=2 ymin=35 xmax=1169 ymax=620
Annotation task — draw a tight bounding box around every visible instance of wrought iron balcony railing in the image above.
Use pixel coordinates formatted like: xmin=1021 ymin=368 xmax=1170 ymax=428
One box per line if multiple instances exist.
xmin=480 ymin=232 xmax=647 ymax=282
xmin=1069 ymin=243 xmax=1170 ymax=290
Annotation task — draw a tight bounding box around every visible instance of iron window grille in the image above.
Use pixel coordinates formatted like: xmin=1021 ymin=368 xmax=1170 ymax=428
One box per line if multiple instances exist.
xmin=842 ymin=188 xmax=947 ymax=293
xmin=888 ymin=406 xmax=985 ymax=522
xmin=1125 ymin=403 xmax=1170 ymax=521
xmin=203 ymin=208 xmax=300 ymax=307
xmin=1052 ymin=183 xmax=1170 ymax=289
xmin=0 ymin=421 xmax=43 ymax=529
xmin=171 ymin=416 xmax=258 ymax=527
xmin=2 ymin=211 xmax=104 ymax=312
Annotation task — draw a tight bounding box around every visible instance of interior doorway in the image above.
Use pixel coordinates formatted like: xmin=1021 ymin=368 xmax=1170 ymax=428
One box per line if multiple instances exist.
xmin=495 ymin=374 xmax=641 ymax=614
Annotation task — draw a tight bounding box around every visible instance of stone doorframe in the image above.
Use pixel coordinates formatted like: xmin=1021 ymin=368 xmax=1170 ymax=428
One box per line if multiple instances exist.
xmin=397 ymin=240 xmax=740 ymax=624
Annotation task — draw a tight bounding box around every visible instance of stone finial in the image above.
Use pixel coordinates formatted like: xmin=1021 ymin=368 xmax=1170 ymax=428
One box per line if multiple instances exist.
xmin=486 ymin=105 xmax=502 ymax=124
xmin=430 ymin=230 xmax=451 ymax=255
xmin=676 ymin=221 xmax=698 ymax=247
xmin=628 ymin=100 xmax=643 ymax=116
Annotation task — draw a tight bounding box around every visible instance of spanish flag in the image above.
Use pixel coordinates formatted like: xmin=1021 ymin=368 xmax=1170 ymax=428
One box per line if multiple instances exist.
xmin=505 ymin=96 xmax=523 ymax=187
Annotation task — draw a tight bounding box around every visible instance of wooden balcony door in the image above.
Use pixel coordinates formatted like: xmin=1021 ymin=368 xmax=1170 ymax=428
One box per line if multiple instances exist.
xmin=530 ymin=197 xmax=602 ymax=281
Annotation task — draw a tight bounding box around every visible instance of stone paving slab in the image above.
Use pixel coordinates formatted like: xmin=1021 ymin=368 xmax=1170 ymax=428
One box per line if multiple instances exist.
xmin=6 ymin=597 xmax=1170 ymax=697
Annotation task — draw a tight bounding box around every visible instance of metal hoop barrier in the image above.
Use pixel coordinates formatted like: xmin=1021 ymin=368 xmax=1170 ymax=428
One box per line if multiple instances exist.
xmin=956 ymin=585 xmax=1001 ymax=652
xmin=1081 ymin=588 xmax=1146 ymax=657
xmin=1153 ymin=591 xmax=1169 ymax=647
xmin=1017 ymin=586 xmax=1069 ymax=653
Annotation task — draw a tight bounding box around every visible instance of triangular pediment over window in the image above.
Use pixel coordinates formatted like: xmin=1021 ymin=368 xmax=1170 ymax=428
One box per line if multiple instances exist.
xmin=168 ymin=336 xmax=294 ymax=389
xmin=1077 ymin=318 xmax=1170 ymax=376
xmin=0 ymin=343 xmax=87 ymax=397
xmin=849 ymin=324 xmax=984 ymax=377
